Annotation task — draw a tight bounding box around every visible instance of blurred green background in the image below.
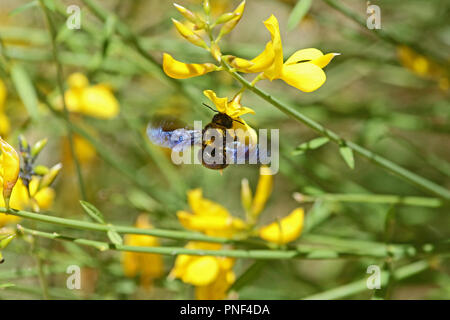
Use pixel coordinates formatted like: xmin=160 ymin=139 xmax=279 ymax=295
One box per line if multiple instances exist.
xmin=0 ymin=0 xmax=448 ymax=299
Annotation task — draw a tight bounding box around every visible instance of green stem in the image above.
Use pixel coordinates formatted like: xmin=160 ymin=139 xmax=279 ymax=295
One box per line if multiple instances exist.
xmin=220 ymin=60 xmax=450 ymax=201
xmin=39 ymin=0 xmax=87 ymax=201
xmin=293 ymin=192 xmax=443 ymax=208
xmin=303 ymin=260 xmax=430 ymax=300
xmin=19 ymin=226 xmax=404 ymax=260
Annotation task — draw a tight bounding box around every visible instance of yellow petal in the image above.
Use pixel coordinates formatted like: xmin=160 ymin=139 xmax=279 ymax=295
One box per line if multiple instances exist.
xmin=259 ymin=208 xmax=304 ymax=244
xmin=163 ymin=53 xmax=217 ymax=79
xmin=262 ymin=15 xmax=283 ymax=80
xmin=80 ymin=85 xmax=120 ymax=119
xmin=226 ymin=93 xmax=255 ymax=118
xmin=122 ymin=215 xmax=164 ymax=283
xmin=67 ymin=73 xmax=89 ymax=89
xmin=177 ymin=211 xmax=236 ymax=232
xmin=250 ymin=166 xmax=273 ymax=217
xmin=310 ymin=53 xmax=340 ymax=68
xmin=187 ymin=188 xmax=230 ymax=217
xmin=0 ymin=213 xmax=20 ymax=228
xmin=284 ymin=48 xmax=324 ymax=65
xmin=64 ymin=89 xmax=83 ymax=113
xmin=172 ymin=19 xmax=208 ymax=49
xmin=34 ymin=187 xmax=55 ymax=210
xmin=227 ymin=42 xmax=275 ymax=74
xmin=0 ymin=113 xmax=10 ymax=137
xmin=182 ymin=256 xmax=220 ymax=286
xmin=0 ymin=138 xmax=20 ymax=207
xmin=241 ymin=178 xmax=253 ymax=213
xmin=281 ymin=62 xmax=326 ymax=92
xmin=203 ymin=90 xmax=228 ymax=113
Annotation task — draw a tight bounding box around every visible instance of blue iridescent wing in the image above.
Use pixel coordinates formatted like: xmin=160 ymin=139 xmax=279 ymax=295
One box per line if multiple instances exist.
xmin=226 ymin=140 xmax=270 ymax=165
xmin=147 ymin=121 xmax=202 ymax=152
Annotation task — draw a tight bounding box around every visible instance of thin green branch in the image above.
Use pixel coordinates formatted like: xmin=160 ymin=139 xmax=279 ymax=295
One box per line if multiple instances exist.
xmin=293 ymin=192 xmax=443 ymax=208
xmin=220 ymin=60 xmax=450 ymax=201
xmin=19 ymin=226 xmax=406 ymax=260
xmin=303 ymin=260 xmax=430 ymax=300
xmin=4 ymin=207 xmax=446 ymax=260
xmin=39 ymin=0 xmax=87 ymax=201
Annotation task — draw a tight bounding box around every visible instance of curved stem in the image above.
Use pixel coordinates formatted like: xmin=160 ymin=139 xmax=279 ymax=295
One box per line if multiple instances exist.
xmin=220 ymin=60 xmax=450 ymax=201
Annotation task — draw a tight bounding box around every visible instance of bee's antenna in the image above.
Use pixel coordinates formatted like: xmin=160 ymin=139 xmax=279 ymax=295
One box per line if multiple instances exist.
xmin=202 ymin=103 xmax=218 ymax=113
xmin=233 ymin=119 xmax=244 ymax=125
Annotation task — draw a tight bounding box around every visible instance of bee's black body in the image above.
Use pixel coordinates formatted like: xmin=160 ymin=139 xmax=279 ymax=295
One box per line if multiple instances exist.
xmin=147 ymin=111 xmax=260 ymax=171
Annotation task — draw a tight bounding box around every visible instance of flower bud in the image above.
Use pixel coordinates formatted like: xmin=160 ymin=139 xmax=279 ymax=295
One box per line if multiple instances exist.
xmin=215 ymin=12 xmax=239 ymax=25
xmin=172 ymin=19 xmax=209 ymax=49
xmin=39 ymin=163 xmax=62 ymax=190
xmin=241 ymin=178 xmax=253 ymax=214
xmin=218 ymin=1 xmax=246 ymax=39
xmin=203 ymin=0 xmax=210 ymax=15
xmin=173 ymin=3 xmax=197 ymax=23
xmin=34 ymin=165 xmax=49 ymax=176
xmin=31 ymin=138 xmax=48 ymax=158
xmin=0 ymin=137 xmax=20 ymax=209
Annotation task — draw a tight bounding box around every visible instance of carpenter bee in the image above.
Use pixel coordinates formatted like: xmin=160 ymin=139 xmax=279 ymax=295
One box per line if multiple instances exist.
xmin=147 ymin=104 xmax=263 ymax=170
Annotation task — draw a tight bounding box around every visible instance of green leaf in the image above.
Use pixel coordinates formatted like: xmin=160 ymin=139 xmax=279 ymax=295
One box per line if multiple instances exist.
xmin=292 ymin=137 xmax=329 ymax=155
xmin=287 ymin=0 xmax=312 ymax=31
xmin=79 ymin=201 xmax=105 ymax=224
xmin=0 ymin=283 xmax=15 ymax=289
xmin=10 ymin=64 xmax=39 ymax=121
xmin=107 ymin=228 xmax=123 ymax=246
xmin=339 ymin=145 xmax=355 ymax=169
xmin=42 ymin=0 xmax=56 ymax=12
xmin=9 ymin=0 xmax=38 ymax=16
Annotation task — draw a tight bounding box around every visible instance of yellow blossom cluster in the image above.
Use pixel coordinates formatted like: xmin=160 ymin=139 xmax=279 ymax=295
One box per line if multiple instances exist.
xmin=163 ymin=1 xmax=338 ymax=93
xmin=169 ymin=166 xmax=305 ymax=299
xmin=122 ymin=215 xmax=164 ymax=289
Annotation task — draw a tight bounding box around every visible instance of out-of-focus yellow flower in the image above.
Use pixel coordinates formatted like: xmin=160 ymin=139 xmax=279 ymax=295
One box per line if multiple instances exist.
xmin=0 ymin=80 xmax=10 ymax=137
xmin=62 ymin=73 xmax=120 ymax=119
xmin=170 ymin=241 xmax=235 ymax=299
xmin=163 ymin=53 xmax=218 ymax=79
xmin=249 ymin=166 xmax=273 ymax=218
xmin=0 ymin=178 xmax=55 ymax=227
xmin=177 ymin=188 xmax=246 ymax=238
xmin=397 ymin=45 xmax=449 ymax=91
xmin=259 ymin=208 xmax=304 ymax=244
xmin=122 ymin=215 xmax=164 ymax=288
xmin=229 ymin=15 xmax=339 ymax=92
xmin=203 ymin=89 xmax=257 ymax=146
xmin=0 ymin=137 xmax=19 ymax=208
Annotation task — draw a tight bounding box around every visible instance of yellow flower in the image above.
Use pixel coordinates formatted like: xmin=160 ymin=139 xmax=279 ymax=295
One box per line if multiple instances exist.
xmin=0 ymin=137 xmax=19 ymax=208
xmin=203 ymin=89 xmax=257 ymax=146
xmin=63 ymin=135 xmax=97 ymax=166
xmin=170 ymin=241 xmax=235 ymax=299
xmin=163 ymin=53 xmax=218 ymax=79
xmin=397 ymin=45 xmax=449 ymax=91
xmin=259 ymin=208 xmax=304 ymax=244
xmin=177 ymin=188 xmax=246 ymax=238
xmin=62 ymin=73 xmax=120 ymax=119
xmin=249 ymin=166 xmax=273 ymax=218
xmin=122 ymin=215 xmax=164 ymax=288
xmin=229 ymin=15 xmax=339 ymax=92
xmin=0 ymin=178 xmax=55 ymax=227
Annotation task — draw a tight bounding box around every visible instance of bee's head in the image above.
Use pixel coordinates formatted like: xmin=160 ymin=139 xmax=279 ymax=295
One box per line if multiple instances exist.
xmin=212 ymin=113 xmax=234 ymax=129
